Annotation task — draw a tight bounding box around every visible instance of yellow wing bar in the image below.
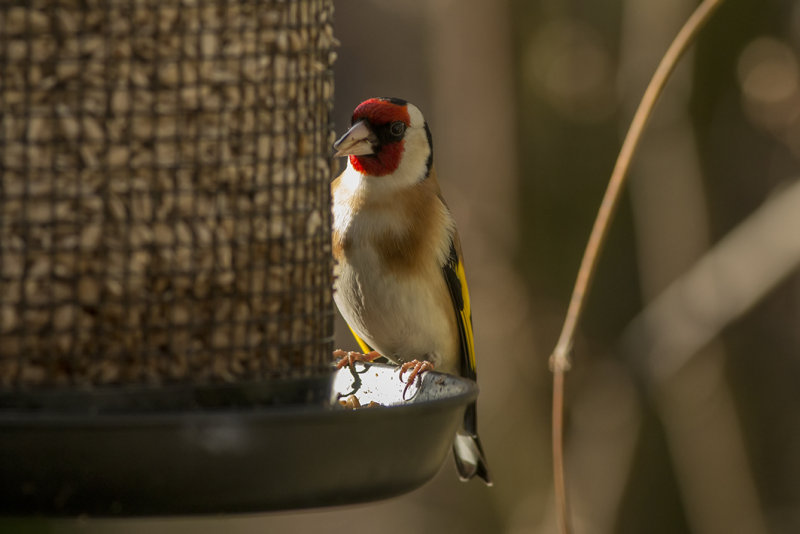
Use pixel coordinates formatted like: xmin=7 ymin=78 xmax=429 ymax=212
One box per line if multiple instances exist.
xmin=454 ymin=255 xmax=476 ymax=376
xmin=442 ymin=236 xmax=476 ymax=381
xmin=347 ymin=324 xmax=373 ymax=354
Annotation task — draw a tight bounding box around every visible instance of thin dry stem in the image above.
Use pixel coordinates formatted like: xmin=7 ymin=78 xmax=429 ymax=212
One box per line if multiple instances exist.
xmin=548 ymin=1 xmax=727 ymax=533
xmin=552 ymin=368 xmax=571 ymax=534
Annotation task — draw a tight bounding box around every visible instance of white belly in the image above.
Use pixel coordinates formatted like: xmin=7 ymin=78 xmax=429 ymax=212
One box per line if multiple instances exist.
xmin=334 ymin=246 xmax=459 ymax=374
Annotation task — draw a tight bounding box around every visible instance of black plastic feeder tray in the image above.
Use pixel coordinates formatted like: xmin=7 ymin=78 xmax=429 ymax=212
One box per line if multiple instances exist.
xmin=0 ymin=362 xmax=476 ymax=516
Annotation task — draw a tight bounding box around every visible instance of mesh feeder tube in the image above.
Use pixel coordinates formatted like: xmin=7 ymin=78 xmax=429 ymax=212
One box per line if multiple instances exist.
xmin=0 ymin=0 xmax=337 ymax=388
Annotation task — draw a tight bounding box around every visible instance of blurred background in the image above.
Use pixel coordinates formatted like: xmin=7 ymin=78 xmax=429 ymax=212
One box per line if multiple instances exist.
xmin=14 ymin=0 xmax=800 ymax=532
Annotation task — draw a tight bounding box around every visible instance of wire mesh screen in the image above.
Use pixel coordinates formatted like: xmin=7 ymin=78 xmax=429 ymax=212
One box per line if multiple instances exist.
xmin=0 ymin=0 xmax=336 ymax=387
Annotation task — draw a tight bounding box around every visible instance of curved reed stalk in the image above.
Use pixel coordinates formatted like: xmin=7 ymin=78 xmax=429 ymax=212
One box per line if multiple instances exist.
xmin=548 ymin=1 xmax=728 ymax=532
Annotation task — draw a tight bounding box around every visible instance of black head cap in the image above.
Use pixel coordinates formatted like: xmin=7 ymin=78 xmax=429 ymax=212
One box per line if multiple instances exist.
xmin=378 ymin=96 xmax=408 ymax=106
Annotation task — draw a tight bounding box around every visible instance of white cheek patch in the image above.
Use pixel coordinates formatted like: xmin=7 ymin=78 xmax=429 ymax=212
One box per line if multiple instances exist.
xmin=406 ymin=103 xmax=425 ymax=129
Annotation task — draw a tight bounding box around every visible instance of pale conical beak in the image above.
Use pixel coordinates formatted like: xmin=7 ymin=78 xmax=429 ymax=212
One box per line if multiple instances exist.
xmin=333 ymin=120 xmax=377 ymax=158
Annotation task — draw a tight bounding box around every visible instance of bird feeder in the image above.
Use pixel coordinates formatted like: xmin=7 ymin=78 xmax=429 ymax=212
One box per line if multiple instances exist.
xmin=0 ymin=0 xmax=476 ymax=516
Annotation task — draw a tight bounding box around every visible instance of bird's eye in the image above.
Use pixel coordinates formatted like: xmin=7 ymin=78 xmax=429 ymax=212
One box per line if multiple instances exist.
xmin=389 ymin=121 xmax=406 ymax=137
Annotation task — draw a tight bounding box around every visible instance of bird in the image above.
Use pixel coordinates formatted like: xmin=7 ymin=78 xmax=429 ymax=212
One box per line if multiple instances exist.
xmin=330 ymin=97 xmax=491 ymax=485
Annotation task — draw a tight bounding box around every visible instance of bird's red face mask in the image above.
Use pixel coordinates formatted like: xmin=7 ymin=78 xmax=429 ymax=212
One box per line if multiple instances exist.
xmin=333 ymin=97 xmax=411 ymax=176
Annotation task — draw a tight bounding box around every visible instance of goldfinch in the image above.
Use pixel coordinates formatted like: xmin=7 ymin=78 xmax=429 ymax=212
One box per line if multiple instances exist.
xmin=331 ymin=97 xmax=491 ymax=485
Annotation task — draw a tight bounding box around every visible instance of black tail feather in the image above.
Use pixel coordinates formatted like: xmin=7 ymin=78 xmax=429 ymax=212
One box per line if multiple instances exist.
xmin=453 ymin=401 xmax=491 ymax=485
xmin=453 ymin=431 xmax=492 ymax=485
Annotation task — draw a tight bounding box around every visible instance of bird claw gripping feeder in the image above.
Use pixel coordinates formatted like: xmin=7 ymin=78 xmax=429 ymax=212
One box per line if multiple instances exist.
xmin=0 ymin=0 xmax=477 ymax=516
